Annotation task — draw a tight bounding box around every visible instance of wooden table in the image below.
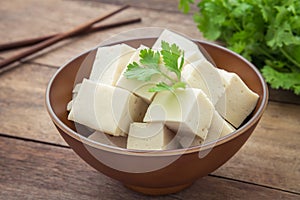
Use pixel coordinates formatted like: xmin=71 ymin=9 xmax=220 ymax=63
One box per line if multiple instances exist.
xmin=0 ymin=1 xmax=299 ymax=199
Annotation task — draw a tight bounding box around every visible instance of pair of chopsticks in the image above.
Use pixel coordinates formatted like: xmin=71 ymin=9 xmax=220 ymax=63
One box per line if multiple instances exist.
xmin=0 ymin=5 xmax=141 ymax=74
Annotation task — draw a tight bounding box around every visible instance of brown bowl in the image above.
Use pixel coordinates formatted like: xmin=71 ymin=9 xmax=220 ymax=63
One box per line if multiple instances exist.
xmin=45 ymin=38 xmax=268 ymax=195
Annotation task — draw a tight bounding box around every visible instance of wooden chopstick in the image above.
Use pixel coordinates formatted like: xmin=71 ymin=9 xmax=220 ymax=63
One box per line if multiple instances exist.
xmin=0 ymin=18 xmax=141 ymax=52
xmin=0 ymin=5 xmax=129 ymax=72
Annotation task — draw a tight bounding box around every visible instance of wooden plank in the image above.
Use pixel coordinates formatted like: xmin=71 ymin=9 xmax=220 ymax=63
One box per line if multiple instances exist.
xmin=0 ymin=0 xmax=121 ymax=66
xmin=213 ymin=101 xmax=300 ymax=193
xmin=0 ymin=0 xmax=114 ymax=42
xmin=0 ymin=63 xmax=65 ymax=145
xmin=269 ymin=86 xmax=300 ymax=105
xmin=0 ymin=63 xmax=299 ymax=193
xmin=0 ymin=0 xmax=202 ymax=67
xmin=0 ymin=136 xmax=298 ymax=199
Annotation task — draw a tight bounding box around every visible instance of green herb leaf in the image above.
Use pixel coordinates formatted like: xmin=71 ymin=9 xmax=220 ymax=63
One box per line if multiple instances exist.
xmin=262 ymin=65 xmax=300 ymax=95
xmin=139 ymin=49 xmax=160 ymax=69
xmin=161 ymin=41 xmax=184 ymax=80
xmin=124 ymin=61 xmax=160 ymax=81
xmin=178 ymin=0 xmax=194 ymax=13
xmin=149 ymin=82 xmax=173 ymax=92
xmin=172 ymin=81 xmax=186 ymax=89
xmin=179 ymin=0 xmax=300 ymax=95
xmin=149 ymin=81 xmax=187 ymax=93
xmin=125 ymin=41 xmax=186 ymax=93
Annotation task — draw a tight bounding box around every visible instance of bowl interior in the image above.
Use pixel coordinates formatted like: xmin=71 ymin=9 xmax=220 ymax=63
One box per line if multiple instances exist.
xmin=47 ymin=38 xmax=267 ymax=153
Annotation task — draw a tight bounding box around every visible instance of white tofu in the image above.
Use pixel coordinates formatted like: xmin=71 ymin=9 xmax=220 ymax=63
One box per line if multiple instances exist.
xmin=67 ymin=100 xmax=73 ymax=111
xmin=128 ymin=45 xmax=148 ymax=62
xmin=215 ymin=69 xmax=259 ymax=128
xmin=88 ymin=131 xmax=127 ymax=148
xmin=68 ymin=79 xmax=148 ymax=136
xmin=184 ymin=51 xmax=205 ymax=64
xmin=178 ymin=135 xmax=203 ymax=148
xmin=143 ymin=88 xmax=214 ymax=140
xmin=204 ymin=111 xmax=235 ymax=143
xmin=89 ymin=44 xmax=135 ymax=85
xmin=182 ymin=59 xmax=225 ymax=105
xmin=116 ymin=45 xmax=159 ymax=103
xmin=178 ymin=112 xmax=235 ymax=147
xmin=152 ymin=29 xmax=205 ymax=63
xmin=66 ymin=83 xmax=82 ymax=111
xmin=72 ymin=83 xmax=82 ymax=94
xmin=127 ymin=122 xmax=178 ymax=150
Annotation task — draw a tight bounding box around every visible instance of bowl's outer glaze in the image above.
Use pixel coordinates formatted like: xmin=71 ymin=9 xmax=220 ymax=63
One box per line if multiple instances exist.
xmin=46 ymin=38 xmax=268 ymax=195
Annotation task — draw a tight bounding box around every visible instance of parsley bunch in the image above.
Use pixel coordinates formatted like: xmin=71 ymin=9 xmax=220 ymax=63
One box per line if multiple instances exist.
xmin=179 ymin=0 xmax=300 ymax=95
xmin=124 ymin=41 xmax=186 ymax=92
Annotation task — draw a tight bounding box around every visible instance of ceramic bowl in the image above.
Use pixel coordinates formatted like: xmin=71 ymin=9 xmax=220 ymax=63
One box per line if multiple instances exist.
xmin=45 ymin=38 xmax=268 ymax=195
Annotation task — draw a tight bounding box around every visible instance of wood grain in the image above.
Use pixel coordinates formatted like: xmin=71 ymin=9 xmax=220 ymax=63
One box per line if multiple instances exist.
xmin=0 ymin=63 xmax=65 ymax=145
xmin=0 ymin=136 xmax=298 ymax=200
xmin=0 ymin=5 xmax=132 ymax=70
xmin=0 ymin=18 xmax=141 ymax=51
xmin=0 ymin=0 xmax=201 ymax=67
xmin=268 ymin=86 xmax=300 ymax=105
xmin=0 ymin=63 xmax=299 ymax=193
xmin=214 ymin=101 xmax=300 ymax=193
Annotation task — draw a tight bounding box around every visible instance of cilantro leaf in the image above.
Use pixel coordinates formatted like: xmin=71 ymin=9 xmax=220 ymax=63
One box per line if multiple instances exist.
xmin=149 ymin=82 xmax=173 ymax=92
xmin=262 ymin=65 xmax=300 ymax=95
xmin=149 ymin=81 xmax=187 ymax=92
xmin=124 ymin=41 xmax=186 ymax=93
xmin=172 ymin=81 xmax=186 ymax=89
xmin=179 ymin=0 xmax=300 ymax=95
xmin=124 ymin=62 xmax=160 ymax=81
xmin=178 ymin=0 xmax=194 ymax=13
xmin=161 ymin=41 xmax=184 ymax=80
xmin=124 ymin=49 xmax=161 ymax=81
xmin=139 ymin=49 xmax=160 ymax=69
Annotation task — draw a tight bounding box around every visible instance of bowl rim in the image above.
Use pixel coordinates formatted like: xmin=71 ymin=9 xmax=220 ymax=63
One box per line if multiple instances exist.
xmin=45 ymin=38 xmax=269 ymax=157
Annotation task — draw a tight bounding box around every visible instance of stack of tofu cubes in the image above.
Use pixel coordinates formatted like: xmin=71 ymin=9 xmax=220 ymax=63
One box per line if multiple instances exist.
xmin=68 ymin=29 xmax=259 ymax=150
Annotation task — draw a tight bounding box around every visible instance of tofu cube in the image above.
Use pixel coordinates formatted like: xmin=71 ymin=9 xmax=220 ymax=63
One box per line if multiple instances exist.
xmin=178 ymin=135 xmax=203 ymax=148
xmin=72 ymin=83 xmax=82 ymax=94
xmin=88 ymin=131 xmax=127 ymax=148
xmin=89 ymin=44 xmax=135 ymax=85
xmin=143 ymin=88 xmax=214 ymax=140
xmin=178 ymin=112 xmax=235 ymax=147
xmin=127 ymin=122 xmax=178 ymax=150
xmin=204 ymin=111 xmax=235 ymax=143
xmin=215 ymin=69 xmax=259 ymax=128
xmin=66 ymin=83 xmax=82 ymax=111
xmin=152 ymin=29 xmax=206 ymax=63
xmin=182 ymin=59 xmax=225 ymax=105
xmin=68 ymin=79 xmax=148 ymax=136
xmin=116 ymin=45 xmax=158 ymax=103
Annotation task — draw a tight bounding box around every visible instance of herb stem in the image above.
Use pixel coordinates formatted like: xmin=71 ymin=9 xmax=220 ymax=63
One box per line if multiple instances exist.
xmin=258 ymin=46 xmax=276 ymax=60
xmin=159 ymin=71 xmax=176 ymax=84
xmin=279 ymin=47 xmax=300 ymax=68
